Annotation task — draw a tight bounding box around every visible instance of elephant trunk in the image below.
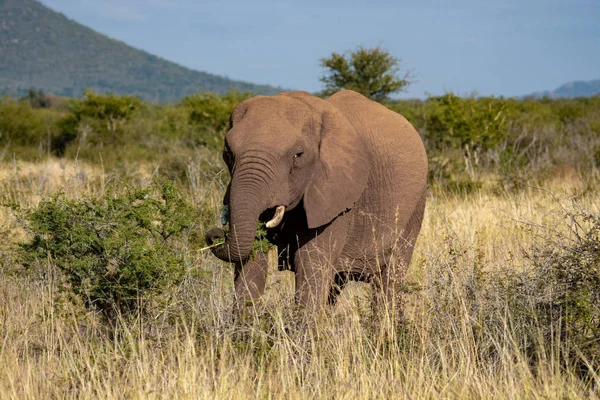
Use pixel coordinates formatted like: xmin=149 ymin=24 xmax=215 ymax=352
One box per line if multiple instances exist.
xmin=210 ymin=158 xmax=273 ymax=263
xmin=210 ymin=205 xmax=260 ymax=263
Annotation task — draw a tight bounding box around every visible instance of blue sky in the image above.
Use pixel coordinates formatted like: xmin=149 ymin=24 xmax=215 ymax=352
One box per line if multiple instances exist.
xmin=40 ymin=0 xmax=599 ymax=98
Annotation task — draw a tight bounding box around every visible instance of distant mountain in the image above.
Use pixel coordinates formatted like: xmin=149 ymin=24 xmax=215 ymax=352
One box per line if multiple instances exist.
xmin=526 ymin=79 xmax=600 ymax=99
xmin=0 ymin=0 xmax=284 ymax=101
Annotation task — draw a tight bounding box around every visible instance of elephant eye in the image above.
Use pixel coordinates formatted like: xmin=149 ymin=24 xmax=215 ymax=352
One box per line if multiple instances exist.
xmin=294 ymin=152 xmax=304 ymax=159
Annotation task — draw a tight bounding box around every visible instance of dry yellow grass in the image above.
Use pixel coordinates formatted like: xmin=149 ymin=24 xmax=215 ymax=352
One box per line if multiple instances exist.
xmin=0 ymin=159 xmax=599 ymax=399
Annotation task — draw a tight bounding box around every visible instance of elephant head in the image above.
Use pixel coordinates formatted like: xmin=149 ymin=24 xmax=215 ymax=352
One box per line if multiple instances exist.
xmin=207 ymin=91 xmax=371 ymax=264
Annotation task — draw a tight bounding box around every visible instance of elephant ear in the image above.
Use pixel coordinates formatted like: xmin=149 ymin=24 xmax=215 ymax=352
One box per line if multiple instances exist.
xmin=304 ymin=107 xmax=371 ymax=229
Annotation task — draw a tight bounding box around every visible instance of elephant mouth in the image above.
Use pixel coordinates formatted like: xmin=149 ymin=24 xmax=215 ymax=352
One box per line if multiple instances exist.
xmin=257 ymin=196 xmax=304 ymax=229
xmin=259 ymin=205 xmax=286 ymax=228
xmin=220 ymin=204 xmax=285 ymax=228
xmin=220 ymin=197 xmax=303 ymax=231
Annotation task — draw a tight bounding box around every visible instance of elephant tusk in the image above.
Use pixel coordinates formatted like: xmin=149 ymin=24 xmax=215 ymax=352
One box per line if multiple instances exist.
xmin=265 ymin=205 xmax=285 ymax=228
xmin=221 ymin=205 xmax=230 ymax=225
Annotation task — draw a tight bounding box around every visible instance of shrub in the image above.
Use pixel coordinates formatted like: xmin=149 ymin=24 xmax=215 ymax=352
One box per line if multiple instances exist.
xmin=52 ymin=89 xmax=144 ymax=154
xmin=524 ymin=211 xmax=600 ymax=371
xmin=21 ymin=180 xmax=196 ymax=322
xmin=424 ymin=93 xmax=516 ymax=152
xmin=179 ymin=89 xmax=252 ymax=149
xmin=424 ymin=209 xmax=600 ymax=380
xmin=0 ymin=97 xmax=63 ymax=149
xmin=74 ymin=89 xmax=144 ymax=127
xmin=23 ymin=88 xmax=51 ymax=109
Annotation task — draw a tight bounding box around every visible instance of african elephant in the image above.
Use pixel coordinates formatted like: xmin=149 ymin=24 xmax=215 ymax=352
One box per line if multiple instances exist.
xmin=206 ymin=90 xmax=428 ymax=313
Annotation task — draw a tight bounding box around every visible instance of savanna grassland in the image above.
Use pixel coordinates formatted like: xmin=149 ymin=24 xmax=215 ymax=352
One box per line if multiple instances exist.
xmin=1 ymin=91 xmax=599 ymax=399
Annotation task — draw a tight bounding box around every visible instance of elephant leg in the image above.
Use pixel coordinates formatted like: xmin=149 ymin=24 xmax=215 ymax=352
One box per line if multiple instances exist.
xmin=295 ymin=247 xmax=336 ymax=310
xmin=233 ymin=251 xmax=268 ymax=303
xmin=294 ymin=218 xmax=348 ymax=310
xmin=372 ymin=201 xmax=425 ymax=322
xmin=372 ymin=239 xmax=414 ymax=316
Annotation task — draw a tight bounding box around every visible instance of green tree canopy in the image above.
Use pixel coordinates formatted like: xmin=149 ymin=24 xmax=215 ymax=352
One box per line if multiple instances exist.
xmin=319 ymin=46 xmax=413 ymax=102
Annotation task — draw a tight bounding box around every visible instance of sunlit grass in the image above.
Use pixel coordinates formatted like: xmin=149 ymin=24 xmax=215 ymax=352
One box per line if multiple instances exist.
xmin=0 ymin=157 xmax=599 ymax=399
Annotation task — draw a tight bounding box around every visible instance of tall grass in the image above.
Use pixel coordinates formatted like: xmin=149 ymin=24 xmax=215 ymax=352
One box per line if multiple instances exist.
xmin=1 ymin=157 xmax=598 ymax=398
xmin=1 ymin=92 xmax=599 ymax=397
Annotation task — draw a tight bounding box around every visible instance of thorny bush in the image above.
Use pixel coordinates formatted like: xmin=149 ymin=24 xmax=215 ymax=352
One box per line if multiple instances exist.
xmin=20 ymin=180 xmax=196 ymax=323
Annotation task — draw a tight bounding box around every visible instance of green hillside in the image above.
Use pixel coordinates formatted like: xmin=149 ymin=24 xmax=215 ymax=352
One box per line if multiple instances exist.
xmin=0 ymin=0 xmax=283 ymax=101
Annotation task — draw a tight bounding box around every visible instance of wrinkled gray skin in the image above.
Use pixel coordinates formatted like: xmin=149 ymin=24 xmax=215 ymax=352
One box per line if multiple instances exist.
xmin=206 ymin=90 xmax=427 ymax=312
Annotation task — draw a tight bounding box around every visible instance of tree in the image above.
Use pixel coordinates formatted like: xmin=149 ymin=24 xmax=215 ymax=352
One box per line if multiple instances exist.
xmin=24 ymin=88 xmax=50 ymax=109
xmin=319 ymin=46 xmax=413 ymax=102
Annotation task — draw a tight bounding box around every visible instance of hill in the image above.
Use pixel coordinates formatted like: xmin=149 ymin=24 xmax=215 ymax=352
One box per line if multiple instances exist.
xmin=526 ymin=79 xmax=600 ymax=99
xmin=0 ymin=0 xmax=284 ymax=101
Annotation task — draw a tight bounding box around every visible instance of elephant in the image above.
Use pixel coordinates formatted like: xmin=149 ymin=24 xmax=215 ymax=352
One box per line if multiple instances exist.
xmin=205 ymin=90 xmax=428 ymax=313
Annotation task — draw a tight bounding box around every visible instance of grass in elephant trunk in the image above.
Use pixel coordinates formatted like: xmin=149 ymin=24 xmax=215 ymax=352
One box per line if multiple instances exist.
xmin=1 ymin=167 xmax=600 ymax=398
xmin=252 ymin=221 xmax=275 ymax=254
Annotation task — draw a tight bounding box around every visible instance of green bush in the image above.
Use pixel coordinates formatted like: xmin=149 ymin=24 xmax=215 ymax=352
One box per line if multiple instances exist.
xmin=22 ymin=88 xmax=51 ymax=109
xmin=179 ymin=89 xmax=252 ymax=149
xmin=0 ymin=97 xmax=63 ymax=149
xmin=74 ymin=89 xmax=143 ymax=123
xmin=21 ymin=181 xmax=196 ymax=322
xmin=424 ymin=93 xmax=516 ymax=152
xmin=53 ymin=89 xmax=144 ymax=154
xmin=3 ymin=89 xmax=598 ymax=189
